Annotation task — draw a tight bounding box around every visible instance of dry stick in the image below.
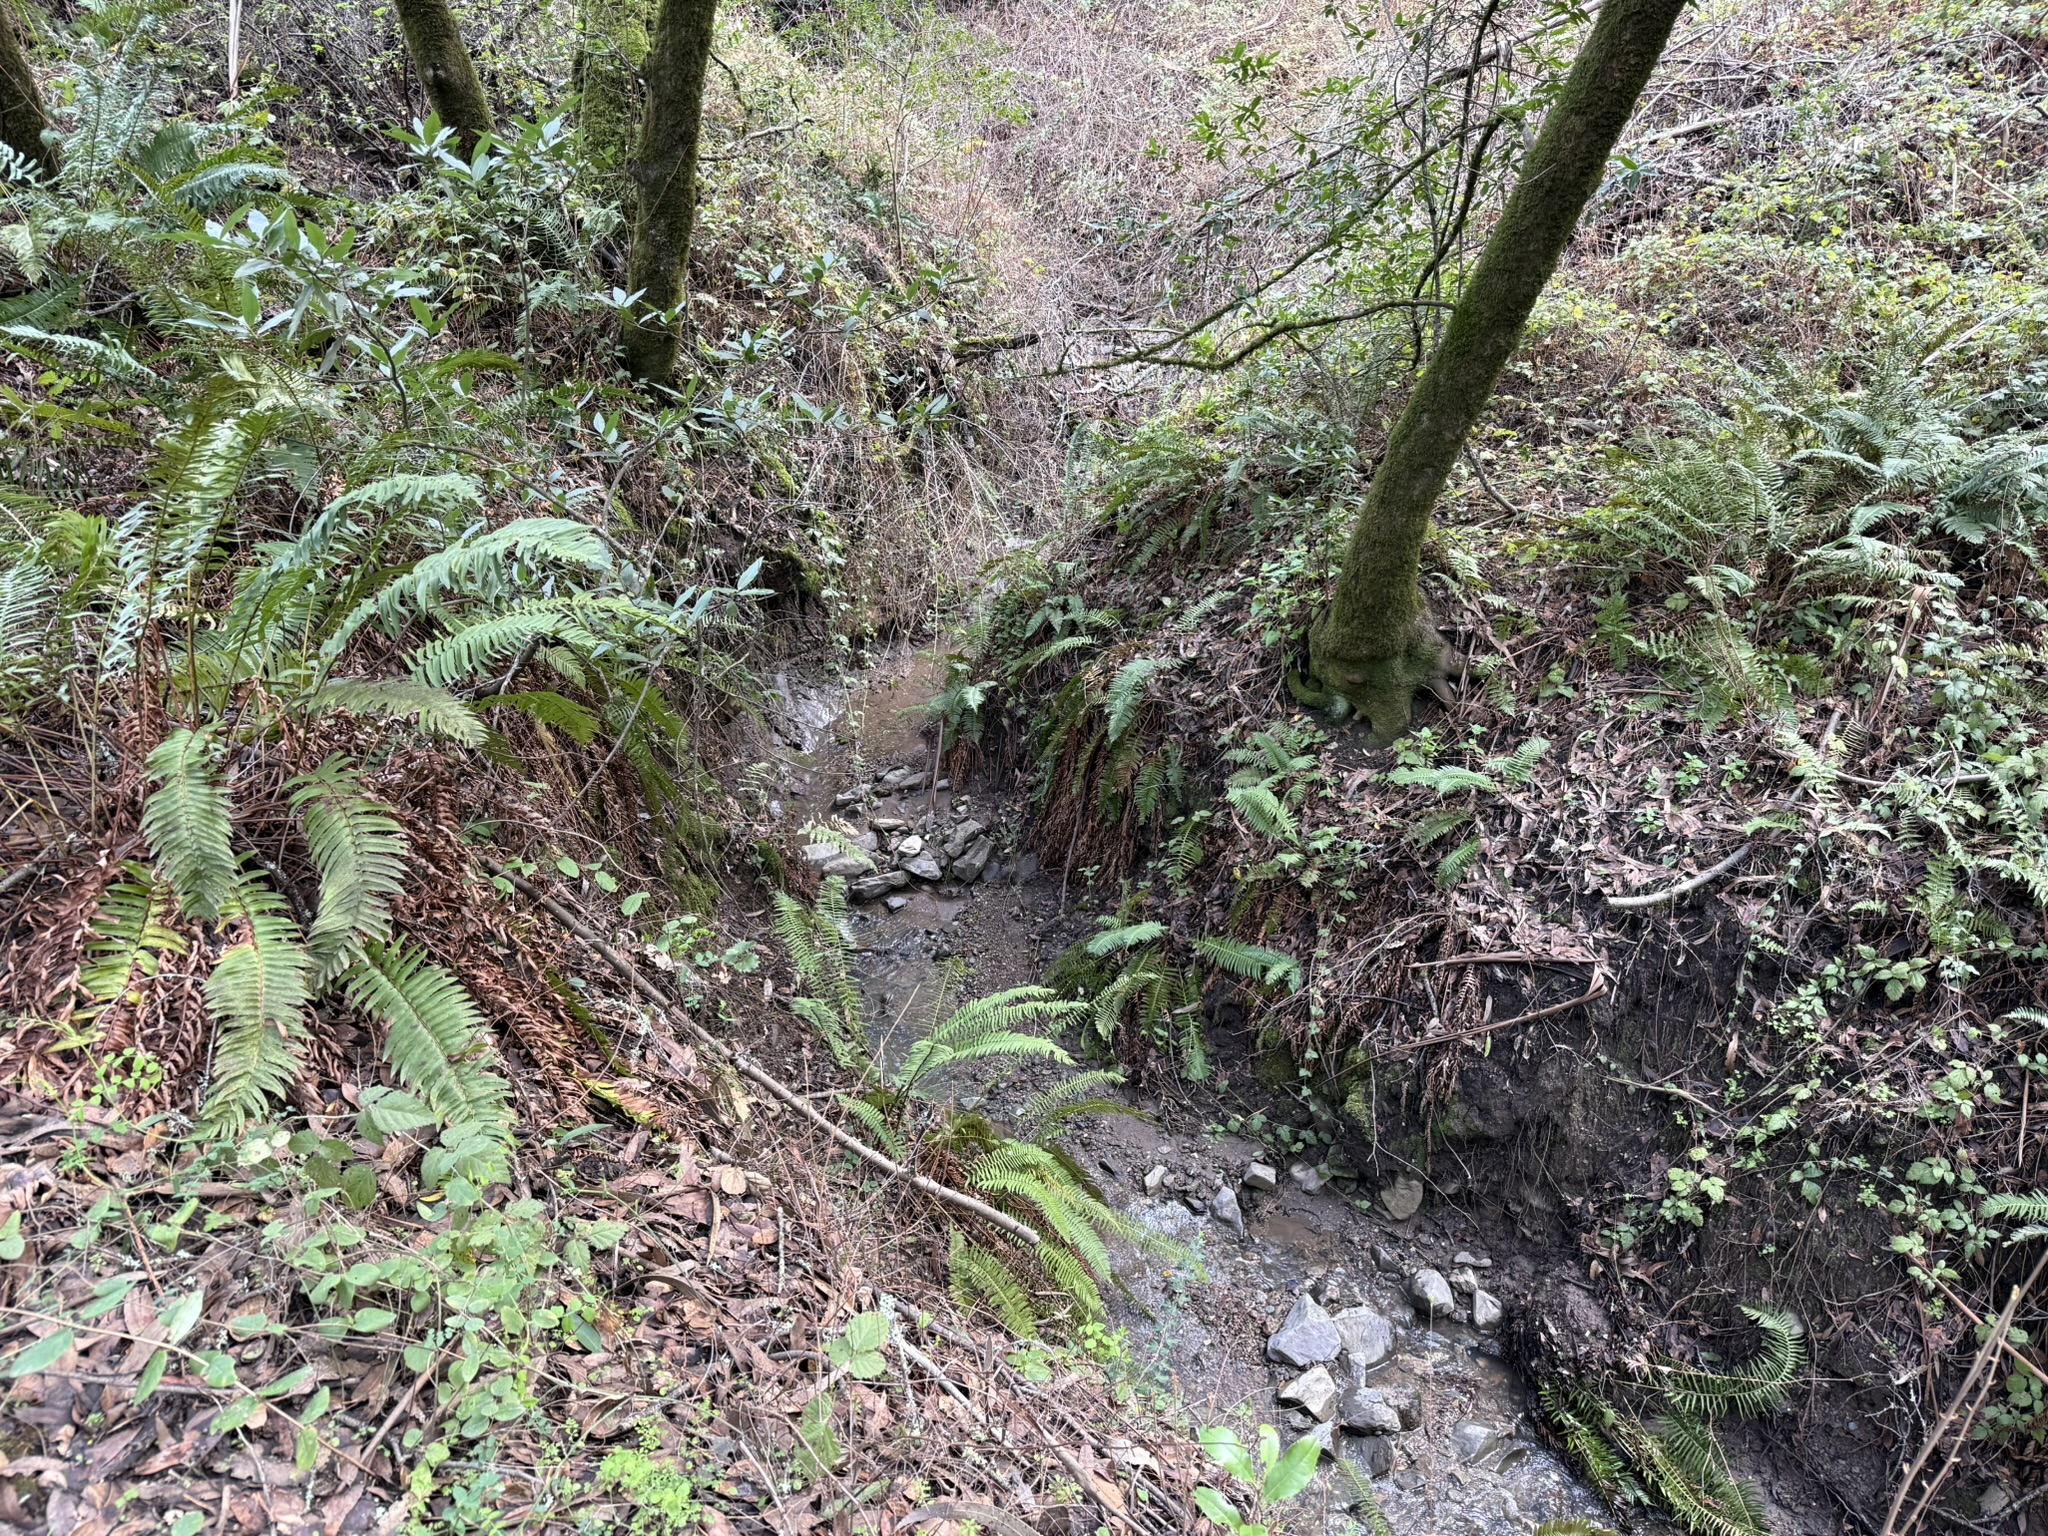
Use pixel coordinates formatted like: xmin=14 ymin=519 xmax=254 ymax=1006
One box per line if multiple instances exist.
xmin=360 ymin=1347 xmax=447 ymax=1475
xmin=1381 ymin=979 xmax=1609 ymax=1057
xmin=1877 ymin=1248 xmax=2048 ymax=1536
xmin=1605 ymin=841 xmax=1753 ymax=910
xmin=1409 ymin=950 xmax=1595 ymax=970
xmin=482 ymin=861 xmax=1041 ymax=1249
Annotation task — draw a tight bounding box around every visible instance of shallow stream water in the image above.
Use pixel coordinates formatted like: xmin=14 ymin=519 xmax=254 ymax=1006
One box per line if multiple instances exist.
xmin=744 ymin=650 xmax=1639 ymax=1536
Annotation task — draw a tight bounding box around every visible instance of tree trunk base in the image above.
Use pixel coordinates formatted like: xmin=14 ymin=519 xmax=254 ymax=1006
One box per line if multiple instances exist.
xmin=1306 ymin=610 xmax=1454 ymax=745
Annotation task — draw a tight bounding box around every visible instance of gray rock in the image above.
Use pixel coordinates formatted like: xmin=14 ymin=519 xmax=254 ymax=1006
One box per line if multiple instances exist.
xmin=1266 ymin=1293 xmax=1342 ymax=1368
xmin=1244 ymin=1162 xmax=1279 ymax=1193
xmin=849 ymin=870 xmax=909 ymax=902
xmin=1373 ymin=1244 xmax=1404 ymax=1274
xmin=902 ymin=852 xmax=944 ymax=882
xmin=831 ymin=789 xmax=864 ymax=809
xmin=800 ymin=842 xmax=842 ymax=872
xmin=1338 ymin=1386 xmax=1402 ymax=1435
xmin=1408 ymin=1269 xmax=1455 ymax=1319
xmin=950 ymin=837 xmax=994 ymax=884
xmin=877 ymin=765 xmax=927 ymax=793
xmin=1447 ymin=1266 xmax=1480 ymax=1297
xmin=1210 ymin=1186 xmax=1246 ymax=1238
xmin=1143 ymin=1165 xmax=1167 ymax=1196
xmin=1341 ymin=1435 xmax=1395 ymax=1482
xmin=1453 ymin=1250 xmax=1492 ymax=1268
xmin=942 ymin=820 xmax=985 ymax=859
xmin=852 ymin=830 xmax=880 ymax=853
xmin=1380 ymin=1174 xmax=1424 ymax=1221
xmin=1472 ymin=1289 xmax=1502 ymax=1331
xmin=1290 ymin=1162 xmax=1329 ymax=1194
xmin=1450 ymin=1421 xmax=1508 ymax=1463
xmin=1277 ymin=1365 xmax=1340 ymax=1422
xmin=1378 ymin=1384 xmax=1422 ymax=1430
xmin=1291 ymin=1422 xmax=1336 ymax=1461
xmin=885 ymin=895 xmax=909 ymax=913
xmin=896 ymin=835 xmax=925 ymax=858
xmin=870 ymin=816 xmax=907 ymax=832
xmin=1332 ymin=1306 xmax=1393 ymax=1372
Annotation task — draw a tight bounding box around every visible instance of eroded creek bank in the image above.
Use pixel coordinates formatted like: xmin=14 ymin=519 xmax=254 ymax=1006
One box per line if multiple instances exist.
xmin=740 ymin=651 xmax=1655 ymax=1535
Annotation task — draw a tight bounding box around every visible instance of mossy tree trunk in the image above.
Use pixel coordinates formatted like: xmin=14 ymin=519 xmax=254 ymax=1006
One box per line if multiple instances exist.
xmin=393 ymin=0 xmax=495 ymax=156
xmin=619 ymin=0 xmax=717 ymax=387
xmin=575 ymin=0 xmax=659 ymax=170
xmin=0 ymin=0 xmax=57 ymax=180
xmin=1308 ymin=0 xmax=1688 ymax=741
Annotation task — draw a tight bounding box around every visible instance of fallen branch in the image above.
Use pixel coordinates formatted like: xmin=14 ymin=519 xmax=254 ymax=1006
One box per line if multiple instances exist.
xmin=1409 ymin=950 xmax=1598 ymax=970
xmin=1383 ymin=979 xmax=1609 ymax=1056
xmin=1878 ymin=1249 xmax=2048 ymax=1536
xmin=481 ymin=861 xmax=1042 ymax=1248
xmin=1605 ymin=842 xmax=1752 ymax=910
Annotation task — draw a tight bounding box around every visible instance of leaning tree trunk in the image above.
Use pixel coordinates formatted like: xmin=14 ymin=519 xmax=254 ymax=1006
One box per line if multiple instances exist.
xmin=393 ymin=0 xmax=495 ymax=156
xmin=1308 ymin=0 xmax=1688 ymax=741
xmin=575 ymin=0 xmax=658 ymax=170
xmin=619 ymin=0 xmax=717 ymax=387
xmin=0 ymin=0 xmax=57 ymax=180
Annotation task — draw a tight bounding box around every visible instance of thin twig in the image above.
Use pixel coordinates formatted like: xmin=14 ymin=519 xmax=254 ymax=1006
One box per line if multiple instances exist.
xmin=1605 ymin=843 xmax=1752 ymax=910
xmin=481 ymin=862 xmax=1042 ymax=1248
xmin=1382 ymin=979 xmax=1609 ymax=1056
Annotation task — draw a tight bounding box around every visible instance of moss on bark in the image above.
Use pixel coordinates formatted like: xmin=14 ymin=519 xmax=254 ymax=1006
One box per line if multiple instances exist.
xmin=619 ymin=0 xmax=718 ymax=387
xmin=1309 ymin=0 xmax=1689 ymax=742
xmin=575 ymin=0 xmax=659 ymax=171
xmin=0 ymin=0 xmax=57 ymax=180
xmin=393 ymin=0 xmax=495 ymax=156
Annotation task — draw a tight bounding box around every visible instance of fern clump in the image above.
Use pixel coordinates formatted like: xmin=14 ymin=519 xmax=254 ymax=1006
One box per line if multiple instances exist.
xmin=776 ymin=880 xmax=1179 ymax=1334
xmin=1544 ymin=1305 xmax=1802 ymax=1536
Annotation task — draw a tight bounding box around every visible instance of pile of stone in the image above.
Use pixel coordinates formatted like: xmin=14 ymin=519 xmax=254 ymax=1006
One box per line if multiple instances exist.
xmin=802 ymin=763 xmax=1000 ymax=901
xmin=1266 ymin=1292 xmax=1416 ymax=1468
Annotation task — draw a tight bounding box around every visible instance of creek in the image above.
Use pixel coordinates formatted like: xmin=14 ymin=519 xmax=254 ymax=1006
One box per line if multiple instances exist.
xmin=747 ymin=648 xmax=1643 ymax=1536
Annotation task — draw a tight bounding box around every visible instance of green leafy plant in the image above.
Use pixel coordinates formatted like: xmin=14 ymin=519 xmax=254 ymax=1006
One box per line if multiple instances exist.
xmin=1193 ymin=1424 xmax=1322 ymax=1536
xmin=775 ymin=879 xmax=1177 ymax=1334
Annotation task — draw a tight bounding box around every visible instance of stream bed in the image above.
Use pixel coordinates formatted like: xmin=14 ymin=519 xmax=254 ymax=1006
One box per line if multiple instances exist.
xmin=746 ymin=651 xmax=1640 ymax=1536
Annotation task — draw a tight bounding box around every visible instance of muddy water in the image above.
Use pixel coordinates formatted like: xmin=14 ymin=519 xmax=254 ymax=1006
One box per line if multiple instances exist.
xmin=753 ymin=651 xmax=1633 ymax=1536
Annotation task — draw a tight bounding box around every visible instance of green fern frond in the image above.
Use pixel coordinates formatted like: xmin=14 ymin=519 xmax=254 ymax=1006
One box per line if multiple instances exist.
xmin=1483 ymin=737 xmax=1551 ymax=785
xmin=837 ymin=1094 xmax=908 ymax=1160
xmin=949 ymin=1231 xmax=1041 ymax=1337
xmin=1436 ymin=835 xmax=1484 ymax=889
xmin=307 ymin=678 xmax=485 ymax=746
xmin=1631 ymin=1406 xmax=1769 ymax=1536
xmin=290 ymin=756 xmax=408 ymax=980
xmin=1225 ymin=781 xmax=1297 ymax=842
xmin=343 ymin=940 xmax=511 ymax=1143
xmin=1983 ymin=1189 xmax=2048 ymax=1243
xmin=199 ymin=882 xmax=312 ymax=1131
xmin=1653 ymin=1307 xmax=1805 ymax=1418
xmin=1084 ymin=921 xmax=1167 ymax=957
xmin=1101 ymin=655 xmax=1175 ymax=744
xmin=773 ymin=881 xmax=869 ymax=1072
xmin=1016 ymin=1070 xmax=1130 ymax=1144
xmin=478 ymin=690 xmax=600 ymax=743
xmin=406 ymin=602 xmax=603 ymax=688
xmin=80 ymin=865 xmax=186 ymax=1010
xmin=1192 ymin=936 xmax=1301 ymax=991
xmin=142 ymin=727 xmax=237 ymax=922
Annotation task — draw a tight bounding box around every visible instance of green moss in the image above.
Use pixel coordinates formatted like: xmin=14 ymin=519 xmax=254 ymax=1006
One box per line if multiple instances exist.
xmin=575 ymin=0 xmax=657 ymax=171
